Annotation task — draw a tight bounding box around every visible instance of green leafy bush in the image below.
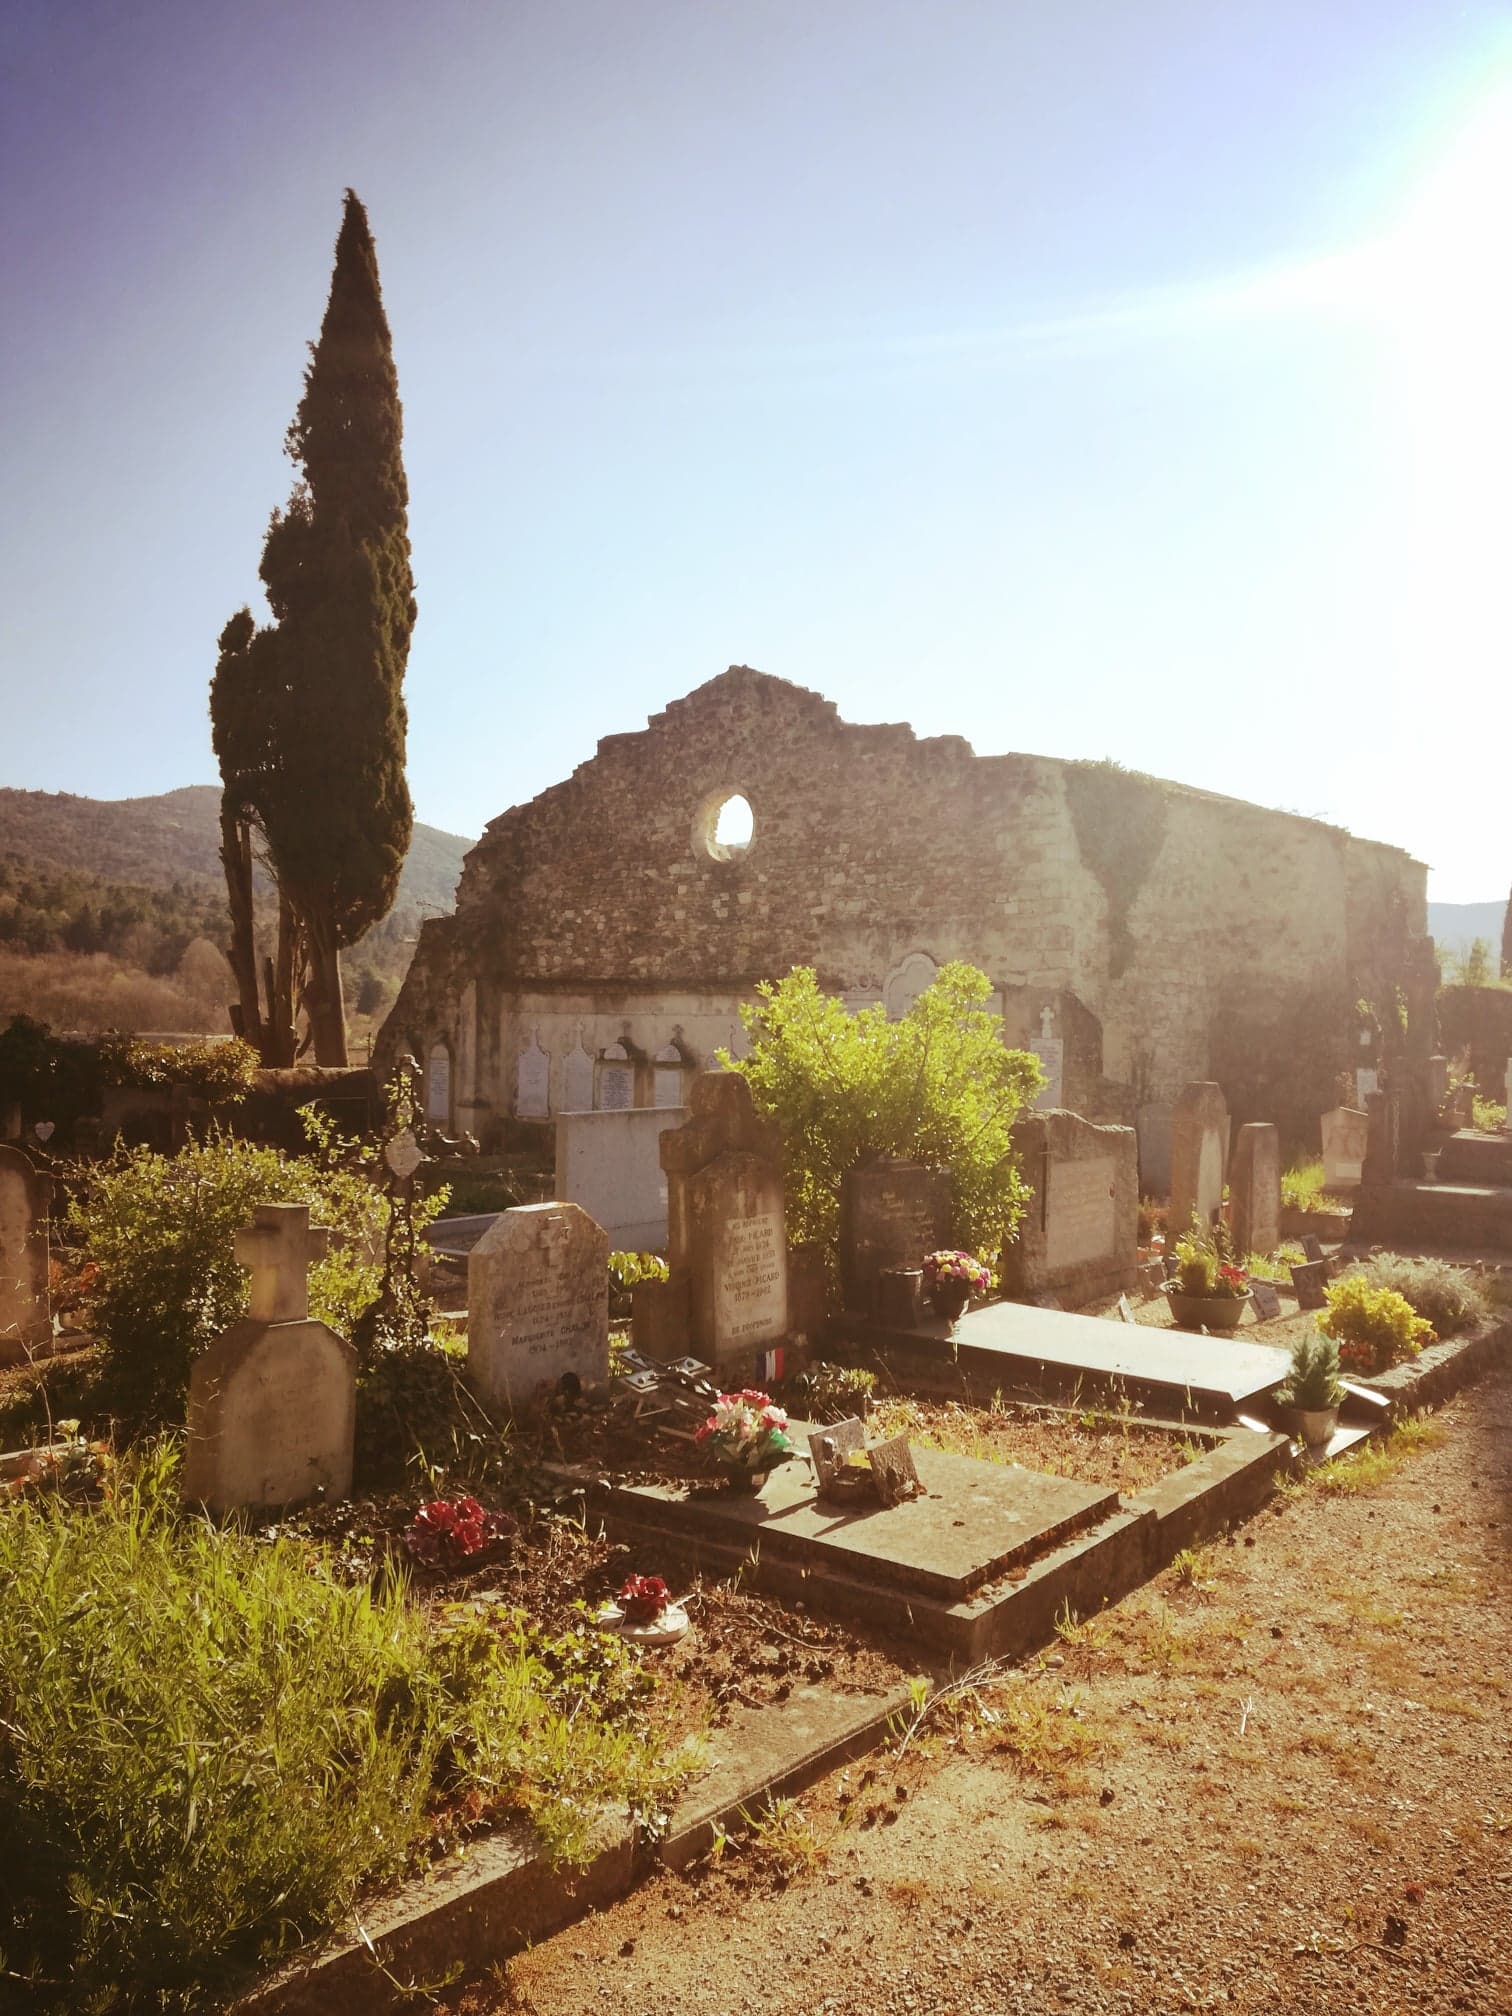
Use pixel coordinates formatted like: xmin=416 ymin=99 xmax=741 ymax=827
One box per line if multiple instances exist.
xmin=1356 ymin=1252 xmax=1489 ymax=1338
xmin=96 ymin=1034 xmax=259 ymax=1100
xmin=1472 ymin=1095 xmax=1507 ymax=1134
xmin=607 ymin=1249 xmax=669 ymax=1319
xmin=725 ymin=963 xmax=1039 ymax=1282
xmin=1319 ymin=1274 xmax=1434 ymax=1376
xmin=67 ymin=1125 xmax=391 ymax=1420
xmin=1279 ymin=1160 xmax=1348 ymax=1213
xmin=0 ymin=1445 xmax=686 ymax=2011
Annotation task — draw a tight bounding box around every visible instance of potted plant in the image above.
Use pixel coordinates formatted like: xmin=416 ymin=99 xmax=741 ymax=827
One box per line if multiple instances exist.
xmin=1163 ymin=1226 xmax=1252 ymax=1333
xmin=695 ymin=1389 xmax=795 ymax=1493
xmin=1275 ymin=1330 xmax=1346 ymax=1447
xmin=921 ymin=1249 xmax=992 ymax=1322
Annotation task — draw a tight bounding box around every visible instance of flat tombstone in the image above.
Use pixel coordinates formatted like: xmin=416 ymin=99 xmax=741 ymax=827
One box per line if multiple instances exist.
xmin=1169 ymin=1083 xmax=1228 ymax=1235
xmin=839 ymin=1159 xmax=953 ymax=1315
xmin=0 ymin=1145 xmax=49 ymax=1364
xmin=1229 ymin=1122 xmax=1281 ymax=1257
xmin=184 ymin=1203 xmax=354 ymax=1515
xmin=468 ymin=1201 xmax=609 ymax=1414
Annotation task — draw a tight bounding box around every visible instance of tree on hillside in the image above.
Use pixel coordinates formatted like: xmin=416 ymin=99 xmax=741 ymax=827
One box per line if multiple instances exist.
xmin=211 ymin=189 xmax=416 ymax=1065
xmin=1502 ymin=886 xmax=1511 ymax=981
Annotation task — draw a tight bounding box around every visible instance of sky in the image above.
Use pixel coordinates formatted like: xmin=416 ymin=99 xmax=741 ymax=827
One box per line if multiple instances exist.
xmin=2 ymin=0 xmax=1510 ymax=902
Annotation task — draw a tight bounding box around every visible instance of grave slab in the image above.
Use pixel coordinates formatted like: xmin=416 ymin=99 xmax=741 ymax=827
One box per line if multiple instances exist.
xmin=608 ymin=1432 xmax=1119 ymax=1603
xmin=843 ymin=1297 xmax=1291 ymax=1415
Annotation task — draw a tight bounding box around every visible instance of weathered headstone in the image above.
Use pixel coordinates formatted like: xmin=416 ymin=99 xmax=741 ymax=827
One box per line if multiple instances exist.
xmin=838 ymin=1158 xmax=953 ymax=1316
xmin=562 ymin=1031 xmax=595 ymax=1112
xmin=1169 ymin=1083 xmax=1228 ymax=1234
xmin=184 ymin=1204 xmax=354 ymax=1513
xmin=516 ymin=1032 xmax=550 ymax=1119
xmin=1299 ymin=1233 xmax=1324 ymax=1263
xmin=1290 ymin=1259 xmax=1330 ymax=1311
xmin=1000 ymin=1109 xmax=1138 ymax=1308
xmin=1229 ymin=1122 xmax=1281 ymax=1257
xmin=1361 ymin=1089 xmax=1399 ymax=1187
xmin=1249 ymin=1278 xmax=1282 ymax=1322
xmin=1355 ymin=1066 xmax=1379 ymax=1107
xmin=597 ymin=1041 xmax=635 ymax=1112
xmin=1320 ymin=1106 xmax=1369 ymax=1191
xmin=1028 ymin=1005 xmax=1065 ymax=1113
xmin=0 ymin=1145 xmax=50 ymax=1365
xmin=1135 ymin=1103 xmax=1174 ymax=1198
xmin=652 ymin=1072 xmax=790 ymax=1370
xmin=1427 ymin=1055 xmax=1449 ymax=1109
xmin=468 ymin=1200 xmax=609 ymax=1413
xmin=425 ymin=1042 xmax=452 ymax=1125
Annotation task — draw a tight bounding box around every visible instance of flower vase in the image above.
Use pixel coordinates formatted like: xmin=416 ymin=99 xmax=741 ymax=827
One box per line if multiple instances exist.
xmin=928 ymin=1281 xmax=972 ymax=1323
xmin=1165 ymin=1288 xmax=1251 ymax=1334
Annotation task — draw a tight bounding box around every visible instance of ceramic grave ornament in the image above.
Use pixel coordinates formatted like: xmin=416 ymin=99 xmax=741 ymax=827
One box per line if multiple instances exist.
xmin=185 ymin=1203 xmax=355 ymax=1514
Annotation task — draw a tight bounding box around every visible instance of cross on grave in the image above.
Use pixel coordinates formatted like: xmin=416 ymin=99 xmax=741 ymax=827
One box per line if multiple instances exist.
xmin=1040 ymin=1006 xmax=1055 ymax=1041
xmin=235 ymin=1204 xmax=331 ymax=1324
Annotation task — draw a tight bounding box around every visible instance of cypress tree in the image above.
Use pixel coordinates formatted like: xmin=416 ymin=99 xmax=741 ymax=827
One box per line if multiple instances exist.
xmin=1502 ymin=884 xmax=1511 ymax=981
xmin=211 ymin=190 xmax=416 ymax=1065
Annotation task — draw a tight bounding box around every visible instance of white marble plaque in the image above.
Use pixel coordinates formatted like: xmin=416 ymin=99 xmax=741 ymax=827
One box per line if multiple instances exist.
xmin=562 ymin=1042 xmax=594 ymax=1112
xmin=1030 ymin=1037 xmax=1064 ymax=1112
xmin=715 ymin=1211 xmax=786 ymax=1347
xmin=517 ymin=1036 xmax=550 ymax=1119
xmin=1355 ymin=1067 xmax=1379 ymax=1106
xmin=653 ymin=1066 xmax=685 ymax=1108
xmin=1045 ymin=1155 xmax=1117 ymax=1270
xmin=425 ymin=1044 xmax=452 ymax=1124
xmin=598 ymin=1064 xmax=633 ymax=1111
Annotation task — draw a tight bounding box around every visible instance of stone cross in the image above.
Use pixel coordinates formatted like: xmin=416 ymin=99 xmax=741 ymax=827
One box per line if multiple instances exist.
xmin=235 ymin=1204 xmax=331 ymax=1324
xmin=1040 ymin=1006 xmax=1055 ymax=1040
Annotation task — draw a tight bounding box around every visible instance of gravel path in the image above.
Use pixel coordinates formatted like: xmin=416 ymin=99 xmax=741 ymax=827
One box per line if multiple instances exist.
xmin=454 ymin=1358 xmax=1511 ymax=2016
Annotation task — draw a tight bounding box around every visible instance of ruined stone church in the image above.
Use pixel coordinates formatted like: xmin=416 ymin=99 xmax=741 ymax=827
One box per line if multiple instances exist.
xmin=377 ymin=666 xmax=1431 ymax=1153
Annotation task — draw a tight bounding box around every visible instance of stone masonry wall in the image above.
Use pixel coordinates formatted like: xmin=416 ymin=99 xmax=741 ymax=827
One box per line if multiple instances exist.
xmin=379 ymin=668 xmax=1426 ymax=1149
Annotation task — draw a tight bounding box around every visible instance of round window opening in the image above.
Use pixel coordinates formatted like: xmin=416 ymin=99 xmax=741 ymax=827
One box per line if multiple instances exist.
xmin=694 ymin=790 xmax=754 ymax=863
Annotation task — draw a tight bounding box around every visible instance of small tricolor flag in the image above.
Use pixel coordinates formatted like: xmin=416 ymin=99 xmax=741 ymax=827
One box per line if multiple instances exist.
xmin=756 ymin=1345 xmax=785 ymax=1384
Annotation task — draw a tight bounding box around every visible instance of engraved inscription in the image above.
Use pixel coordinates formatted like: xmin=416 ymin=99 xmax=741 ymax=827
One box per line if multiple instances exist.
xmin=716 ymin=1212 xmax=785 ymax=1345
xmin=1045 ymin=1155 xmax=1117 ymax=1270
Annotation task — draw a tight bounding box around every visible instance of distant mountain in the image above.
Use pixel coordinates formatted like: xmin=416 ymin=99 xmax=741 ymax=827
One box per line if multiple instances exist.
xmin=1428 ymin=899 xmax=1508 ymax=956
xmin=0 ymin=784 xmax=470 ymax=920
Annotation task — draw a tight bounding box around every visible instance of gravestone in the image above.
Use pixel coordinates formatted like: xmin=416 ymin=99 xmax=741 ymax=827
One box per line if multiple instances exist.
xmin=562 ymin=1036 xmax=595 ymax=1113
xmin=1321 ymin=1107 xmax=1369 ymax=1190
xmin=652 ymin=1042 xmax=689 ymax=1110
xmin=1229 ymin=1122 xmax=1281 ymax=1257
xmin=1355 ymin=1067 xmax=1380 ymax=1107
xmin=1000 ymin=1109 xmax=1137 ymax=1309
xmin=839 ymin=1158 xmax=953 ymax=1316
xmin=654 ymin=1072 xmax=789 ymax=1370
xmin=555 ymin=1106 xmax=682 ymax=1250
xmin=1299 ymin=1234 xmax=1324 ymax=1262
xmin=426 ymin=1043 xmax=452 ymax=1125
xmin=1249 ymin=1279 xmax=1282 ymax=1322
xmin=1169 ymin=1083 xmax=1228 ymax=1234
xmin=1361 ymin=1089 xmax=1399 ymax=1187
xmin=597 ymin=1041 xmax=635 ymax=1111
xmin=1135 ymin=1102 xmax=1173 ymax=1196
xmin=468 ymin=1200 xmax=609 ymax=1413
xmin=184 ymin=1204 xmax=355 ymax=1513
xmin=516 ymin=1031 xmax=550 ymax=1119
xmin=1028 ymin=1006 xmax=1065 ymax=1113
xmin=1290 ymin=1259 xmax=1329 ymax=1311
xmin=0 ymin=1145 xmax=50 ymax=1365
xmin=1427 ymin=1055 xmax=1449 ymax=1109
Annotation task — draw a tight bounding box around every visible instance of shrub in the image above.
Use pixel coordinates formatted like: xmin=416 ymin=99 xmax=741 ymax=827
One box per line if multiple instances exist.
xmin=1279 ymin=1160 xmax=1348 ymax=1213
xmin=0 ymin=1445 xmax=685 ymax=2011
xmin=783 ymin=1361 xmax=878 ymax=1422
xmin=725 ymin=963 xmax=1039 ymax=1283
xmin=96 ymin=1033 xmax=259 ymax=1101
xmin=607 ymin=1249 xmax=669 ymax=1319
xmin=1356 ymin=1252 xmax=1489 ymax=1338
xmin=1472 ymin=1095 xmax=1507 ymax=1134
xmin=1318 ymin=1274 xmax=1434 ymax=1376
xmin=1276 ymin=1330 xmax=1345 ymax=1411
xmin=67 ymin=1125 xmax=391 ymax=1421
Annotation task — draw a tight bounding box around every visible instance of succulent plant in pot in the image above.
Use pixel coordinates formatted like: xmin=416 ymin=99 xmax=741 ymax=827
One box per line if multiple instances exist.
xmin=1276 ymin=1330 xmax=1346 ymax=1447
xmin=1163 ymin=1224 xmax=1252 ymax=1333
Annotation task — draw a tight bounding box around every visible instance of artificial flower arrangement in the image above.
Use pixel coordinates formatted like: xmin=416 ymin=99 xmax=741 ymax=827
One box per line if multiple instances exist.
xmin=921 ymin=1250 xmax=993 ymax=1295
xmin=694 ymin=1389 xmax=795 ymax=1474
xmin=618 ymin=1573 xmax=672 ymax=1625
xmin=404 ymin=1495 xmax=515 ymax=1569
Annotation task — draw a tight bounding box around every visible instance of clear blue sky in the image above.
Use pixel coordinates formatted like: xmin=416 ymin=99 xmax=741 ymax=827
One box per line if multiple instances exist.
xmin=3 ymin=1 xmax=1509 ymax=901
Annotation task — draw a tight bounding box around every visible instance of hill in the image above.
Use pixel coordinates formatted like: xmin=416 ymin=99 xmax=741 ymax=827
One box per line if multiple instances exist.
xmin=1428 ymin=899 xmax=1508 ymax=957
xmin=0 ymin=785 xmax=472 ymax=1036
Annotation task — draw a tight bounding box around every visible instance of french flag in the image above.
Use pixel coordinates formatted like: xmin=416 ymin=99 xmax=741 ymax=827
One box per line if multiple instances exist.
xmin=756 ymin=1345 xmax=785 ymax=1384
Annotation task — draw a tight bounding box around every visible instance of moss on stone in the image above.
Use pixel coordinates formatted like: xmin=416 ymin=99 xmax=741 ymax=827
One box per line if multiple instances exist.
xmin=1064 ymin=760 xmax=1169 ymax=979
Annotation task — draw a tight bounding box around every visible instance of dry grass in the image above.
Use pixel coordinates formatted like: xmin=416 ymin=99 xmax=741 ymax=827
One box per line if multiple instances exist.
xmin=870 ymin=1394 xmax=1196 ymax=1492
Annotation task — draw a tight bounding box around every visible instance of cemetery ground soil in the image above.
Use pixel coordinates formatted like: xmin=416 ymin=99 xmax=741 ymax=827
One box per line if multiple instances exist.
xmin=449 ymin=1359 xmax=1512 ymax=2016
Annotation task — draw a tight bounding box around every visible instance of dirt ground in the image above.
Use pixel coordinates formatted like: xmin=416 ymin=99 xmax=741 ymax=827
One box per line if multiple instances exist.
xmin=453 ymin=1357 xmax=1511 ymax=2016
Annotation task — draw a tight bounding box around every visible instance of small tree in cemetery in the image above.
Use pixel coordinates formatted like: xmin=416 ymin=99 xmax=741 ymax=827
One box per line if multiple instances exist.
xmin=726 ymin=962 xmax=1042 ymax=1276
xmin=211 ymin=189 xmax=417 ymax=1065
